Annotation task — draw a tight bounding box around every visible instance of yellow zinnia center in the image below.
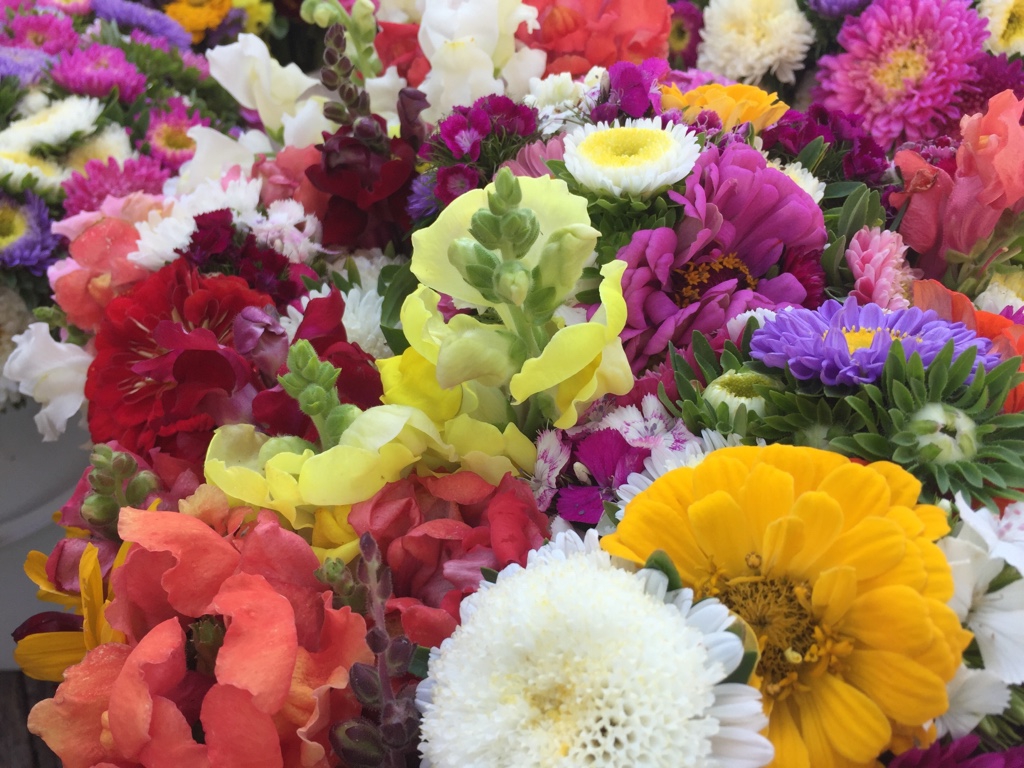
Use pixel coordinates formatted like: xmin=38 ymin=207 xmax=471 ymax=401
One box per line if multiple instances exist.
xmin=872 ymin=47 xmax=928 ymax=95
xmin=0 ymin=206 xmax=27 ymax=248
xmin=576 ymin=127 xmax=674 ymax=169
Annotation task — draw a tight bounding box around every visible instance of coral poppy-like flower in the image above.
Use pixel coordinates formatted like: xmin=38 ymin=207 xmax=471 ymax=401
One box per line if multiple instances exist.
xmin=27 ymin=504 xmax=372 ymax=767
xmin=348 ymin=471 xmax=550 ymax=648
xmin=84 ymin=259 xmax=273 ymax=468
xmin=517 ymin=0 xmax=673 ymax=77
xmin=602 ymin=444 xmax=973 ymax=767
xmin=617 ymin=141 xmax=826 ymax=372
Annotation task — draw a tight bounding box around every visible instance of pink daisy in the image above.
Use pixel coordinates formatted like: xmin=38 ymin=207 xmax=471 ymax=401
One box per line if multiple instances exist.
xmin=144 ymin=97 xmax=209 ymax=172
xmin=4 ymin=12 xmax=79 ymax=55
xmin=49 ymin=45 xmax=147 ymax=104
xmin=62 ymin=156 xmax=171 ymax=217
xmin=36 ymin=0 xmax=92 ymax=13
xmin=815 ymin=0 xmax=988 ymax=149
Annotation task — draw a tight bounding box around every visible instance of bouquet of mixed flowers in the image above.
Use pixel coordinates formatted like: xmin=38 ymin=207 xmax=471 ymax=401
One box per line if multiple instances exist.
xmin=7 ymin=0 xmax=1024 ymax=766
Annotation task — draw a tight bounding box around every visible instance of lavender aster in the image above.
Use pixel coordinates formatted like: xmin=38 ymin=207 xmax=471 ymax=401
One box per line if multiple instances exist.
xmin=806 ymin=0 xmax=870 ymax=17
xmin=0 ymin=46 xmax=53 ymax=86
xmin=750 ymin=298 xmax=1001 ymax=386
xmin=0 ymin=192 xmax=62 ymax=276
xmin=92 ymin=0 xmax=192 ymax=49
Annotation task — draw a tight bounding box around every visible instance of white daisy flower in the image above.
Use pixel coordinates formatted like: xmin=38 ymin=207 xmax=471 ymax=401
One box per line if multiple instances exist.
xmin=598 ymin=393 xmax=696 ymax=451
xmin=697 ymin=0 xmax=815 ymax=85
xmin=128 ymin=202 xmax=196 ymax=270
xmin=563 ymin=118 xmax=702 ymax=198
xmin=767 ymin=159 xmax=826 ymax=203
xmin=0 ymin=96 xmax=103 ymax=153
xmin=341 ymin=284 xmax=392 ymax=360
xmin=0 ymin=150 xmax=69 ymax=193
xmin=417 ymin=529 xmax=773 ymax=768
xmin=244 ymin=199 xmax=323 ymax=264
xmin=65 ymin=125 xmax=134 ymax=173
xmin=979 ymin=0 xmax=1024 ymax=55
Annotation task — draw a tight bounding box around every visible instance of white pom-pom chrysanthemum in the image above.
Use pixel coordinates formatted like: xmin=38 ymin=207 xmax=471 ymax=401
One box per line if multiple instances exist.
xmin=697 ymin=0 xmax=815 ymax=85
xmin=0 ymin=96 xmax=103 ymax=154
xmin=563 ymin=118 xmax=701 ymax=198
xmin=417 ymin=529 xmax=773 ymax=768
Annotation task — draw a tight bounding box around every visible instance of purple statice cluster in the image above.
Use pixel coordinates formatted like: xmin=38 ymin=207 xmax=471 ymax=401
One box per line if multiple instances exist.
xmin=750 ymin=297 xmax=1002 ymax=387
xmin=0 ymin=192 xmax=62 ymax=276
xmin=422 ymin=95 xmax=539 ymax=206
xmin=61 ymin=157 xmax=170 ymax=217
xmin=49 ymin=44 xmax=147 ymax=104
xmin=91 ymin=0 xmax=192 ymax=49
xmin=761 ymin=103 xmax=889 ymax=185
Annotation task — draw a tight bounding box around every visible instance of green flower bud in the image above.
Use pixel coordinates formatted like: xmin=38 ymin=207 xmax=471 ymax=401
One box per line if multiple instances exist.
xmin=493 ymin=262 xmax=531 ymax=307
xmin=125 ymin=471 xmax=159 ymax=507
xmin=324 ymin=403 xmax=361 ymax=439
xmin=81 ymin=494 xmax=120 ymax=528
xmin=299 ymin=385 xmax=329 ymax=415
xmin=703 ymin=371 xmax=780 ymax=419
xmin=488 ymin=167 xmax=522 ymax=215
xmin=301 ymin=0 xmax=344 ymax=27
xmin=501 ymin=208 xmax=540 ymax=257
xmin=469 ymin=209 xmax=504 ymax=250
xmin=88 ymin=469 xmax=117 ymax=496
xmin=448 ymin=238 xmax=501 ymax=296
xmin=110 ymin=452 xmax=138 ymax=478
xmin=910 ymin=403 xmax=978 ymax=464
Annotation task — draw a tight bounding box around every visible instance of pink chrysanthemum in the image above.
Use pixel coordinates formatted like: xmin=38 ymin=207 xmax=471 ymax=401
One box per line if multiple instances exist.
xmin=4 ymin=12 xmax=79 ymax=55
xmin=49 ymin=45 xmax=147 ymax=104
xmin=37 ymin=0 xmax=92 ymax=13
xmin=815 ymin=0 xmax=989 ymax=148
xmin=844 ymin=226 xmax=919 ymax=310
xmin=61 ymin=156 xmax=171 ymax=217
xmin=144 ymin=97 xmax=209 ymax=172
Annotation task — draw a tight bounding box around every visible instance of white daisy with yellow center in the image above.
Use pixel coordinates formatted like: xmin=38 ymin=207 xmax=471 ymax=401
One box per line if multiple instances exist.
xmin=0 ymin=96 xmax=103 ymax=154
xmin=563 ymin=118 xmax=702 ymax=198
xmin=980 ymin=0 xmax=1024 ymax=55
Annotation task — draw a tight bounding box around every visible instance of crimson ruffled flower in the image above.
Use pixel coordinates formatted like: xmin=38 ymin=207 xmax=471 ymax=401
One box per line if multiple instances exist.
xmin=348 ymin=472 xmax=550 ymax=648
xmin=308 ymin=117 xmax=418 ymax=252
xmin=84 ymin=260 xmax=273 ymax=468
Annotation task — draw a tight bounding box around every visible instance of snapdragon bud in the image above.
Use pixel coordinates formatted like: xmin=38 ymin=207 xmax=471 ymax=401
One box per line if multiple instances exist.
xmin=494 ymin=262 xmax=531 ymax=306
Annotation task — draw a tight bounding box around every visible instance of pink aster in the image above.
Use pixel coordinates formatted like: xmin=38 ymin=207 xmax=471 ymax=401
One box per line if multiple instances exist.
xmin=62 ymin=156 xmax=171 ymax=217
xmin=50 ymin=45 xmax=147 ymax=104
xmin=37 ymin=0 xmax=92 ymax=13
xmin=4 ymin=12 xmax=79 ymax=55
xmin=815 ymin=0 xmax=989 ymax=149
xmin=616 ymin=141 xmax=827 ymax=373
xmin=145 ymin=97 xmax=209 ymax=173
xmin=844 ymin=226 xmax=920 ymax=310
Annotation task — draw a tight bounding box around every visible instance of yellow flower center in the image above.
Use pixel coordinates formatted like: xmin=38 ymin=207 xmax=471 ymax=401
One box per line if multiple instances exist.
xmin=842 ymin=327 xmax=879 ymax=353
xmin=672 ymin=253 xmax=758 ymax=307
xmin=712 ymin=575 xmax=818 ymax=691
xmin=872 ymin=46 xmax=928 ymax=96
xmin=0 ymin=151 xmax=60 ymax=176
xmin=576 ymin=127 xmax=674 ymax=169
xmin=1002 ymin=1 xmax=1024 ymax=45
xmin=155 ymin=123 xmax=196 ymax=152
xmin=0 ymin=205 xmax=27 ymax=249
xmin=669 ymin=20 xmax=692 ymax=53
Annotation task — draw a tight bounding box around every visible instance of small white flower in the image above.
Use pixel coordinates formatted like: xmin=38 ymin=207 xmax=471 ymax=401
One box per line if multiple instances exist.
xmin=697 ymin=0 xmax=815 ymax=85
xmin=243 ymin=199 xmax=322 ymax=264
xmin=564 ymin=118 xmax=702 ymax=198
xmin=767 ymin=159 xmax=825 ymax=203
xmin=956 ymin=493 xmax=1024 ymax=576
xmin=128 ymin=202 xmax=196 ymax=269
xmin=341 ymin=284 xmax=392 ymax=359
xmin=974 ymin=268 xmax=1024 ymax=314
xmin=0 ymin=96 xmax=103 ymax=153
xmin=936 ymin=665 xmax=1011 ymax=738
xmin=979 ymin=0 xmax=1024 ymax=55
xmin=417 ymin=529 xmax=773 ymax=768
xmin=2 ymin=323 xmax=94 ymax=441
xmin=599 ymin=393 xmax=696 ymax=451
xmin=65 ymin=125 xmax=134 ymax=172
xmin=531 ymin=428 xmax=571 ymax=509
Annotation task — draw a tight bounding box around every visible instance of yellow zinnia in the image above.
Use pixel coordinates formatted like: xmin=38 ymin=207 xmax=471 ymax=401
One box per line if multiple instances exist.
xmin=602 ymin=445 xmax=971 ymax=768
xmin=661 ymin=83 xmax=789 ymax=132
xmin=165 ymin=0 xmax=233 ymax=43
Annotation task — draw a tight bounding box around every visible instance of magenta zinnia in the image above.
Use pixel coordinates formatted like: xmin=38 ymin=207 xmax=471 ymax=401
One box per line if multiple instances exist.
xmin=815 ymin=0 xmax=989 ymax=148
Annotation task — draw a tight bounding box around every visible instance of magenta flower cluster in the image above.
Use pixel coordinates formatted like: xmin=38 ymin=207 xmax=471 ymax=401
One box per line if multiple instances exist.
xmin=50 ymin=44 xmax=147 ymax=104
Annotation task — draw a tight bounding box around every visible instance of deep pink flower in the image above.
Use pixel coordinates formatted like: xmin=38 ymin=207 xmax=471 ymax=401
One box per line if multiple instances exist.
xmin=815 ymin=0 xmax=988 ymax=148
xmin=50 ymin=45 xmax=147 ymax=104
xmin=4 ymin=12 xmax=78 ymax=54
xmin=145 ymin=97 xmax=209 ymax=172
xmin=62 ymin=156 xmax=170 ymax=217
xmin=617 ymin=141 xmax=827 ymax=372
xmin=434 ymin=164 xmax=481 ymax=204
xmin=845 ymin=226 xmax=918 ymax=310
xmin=438 ymin=106 xmax=491 ymax=160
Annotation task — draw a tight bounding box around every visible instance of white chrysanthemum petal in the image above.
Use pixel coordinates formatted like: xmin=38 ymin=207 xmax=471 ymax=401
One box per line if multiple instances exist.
xmin=0 ymin=96 xmax=103 ymax=153
xmin=936 ymin=665 xmax=1011 ymax=738
xmin=564 ymin=118 xmax=702 ymax=198
xmin=767 ymin=159 xmax=825 ymax=204
xmin=418 ymin=530 xmax=772 ymax=768
xmin=0 ymin=151 xmax=69 ymax=192
xmin=341 ymin=285 xmax=392 ymax=360
xmin=697 ymin=0 xmax=815 ymax=85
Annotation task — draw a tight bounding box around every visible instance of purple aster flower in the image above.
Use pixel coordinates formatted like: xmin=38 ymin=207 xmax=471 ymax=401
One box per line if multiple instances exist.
xmin=806 ymin=0 xmax=870 ymax=18
xmin=0 ymin=46 xmax=53 ymax=85
xmin=750 ymin=297 xmax=1001 ymax=387
xmin=50 ymin=45 xmax=147 ymax=104
xmin=956 ymin=55 xmax=1024 ymax=129
xmin=661 ymin=67 xmax=733 ymax=94
xmin=4 ymin=12 xmax=78 ymax=54
xmin=668 ymin=1 xmax=702 ymax=69
xmin=815 ymin=0 xmax=989 ymax=149
xmin=0 ymin=192 xmax=62 ymax=276
xmin=434 ymin=164 xmax=481 ymax=205
xmin=593 ymin=59 xmax=670 ymax=121
xmin=92 ymin=0 xmax=192 ymax=49
xmin=889 ymin=735 xmax=1024 ymax=768
xmin=438 ymin=106 xmax=491 ymax=160
xmin=616 ymin=141 xmax=827 ymax=373
xmin=61 ymin=156 xmax=170 ymax=217
xmin=407 ymin=170 xmax=440 ymax=220
xmin=145 ymin=96 xmax=209 ymax=172
xmin=128 ymin=28 xmax=171 ymax=52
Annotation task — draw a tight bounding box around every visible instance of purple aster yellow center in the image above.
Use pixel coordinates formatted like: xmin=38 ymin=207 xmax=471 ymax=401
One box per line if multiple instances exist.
xmin=833 ymin=326 xmax=921 ymax=354
xmin=0 ymin=204 xmax=27 ymax=249
xmin=672 ymin=253 xmax=759 ymax=307
xmin=870 ymin=45 xmax=928 ymax=96
xmin=154 ymin=123 xmax=196 ymax=152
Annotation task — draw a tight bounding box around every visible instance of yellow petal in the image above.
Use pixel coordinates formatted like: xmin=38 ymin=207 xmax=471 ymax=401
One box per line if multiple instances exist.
xmin=844 ymin=649 xmax=948 ymax=724
xmin=766 ymin=698 xmax=810 ymax=768
xmin=867 ymin=461 xmax=924 ymax=509
xmin=795 ymin=674 xmax=891 ymax=764
xmin=79 ymin=545 xmax=105 ymax=650
xmin=786 ymin=492 xmax=844 ymax=579
xmin=816 ymin=464 xmax=892 ymax=529
xmin=760 ymin=444 xmax=848 ymax=497
xmin=688 ymin=490 xmax=756 ymax=575
xmin=762 ymin=516 xmax=805 ymax=578
xmin=739 ymin=462 xmax=795 ymax=545
xmin=813 ymin=517 xmax=907 ymax=582
xmin=24 ymin=550 xmax=79 ymax=608
xmin=14 ymin=631 xmax=86 ymax=682
xmin=378 ymin=348 xmax=462 ymax=423
xmin=840 ymin=585 xmax=934 ymax=653
xmin=811 ymin=566 xmax=858 ymax=627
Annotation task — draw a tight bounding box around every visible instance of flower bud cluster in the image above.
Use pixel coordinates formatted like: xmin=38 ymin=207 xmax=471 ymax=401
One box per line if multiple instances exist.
xmin=279 ymin=340 xmax=361 ymax=449
xmin=80 ymin=444 xmax=159 ymax=538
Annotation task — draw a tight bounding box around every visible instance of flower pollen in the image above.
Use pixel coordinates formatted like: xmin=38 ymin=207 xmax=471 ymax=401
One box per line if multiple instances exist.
xmin=871 ymin=45 xmax=928 ymax=96
xmin=577 ymin=126 xmax=674 ymax=168
xmin=0 ymin=205 xmax=28 ymax=248
xmin=673 ymin=253 xmax=759 ymax=307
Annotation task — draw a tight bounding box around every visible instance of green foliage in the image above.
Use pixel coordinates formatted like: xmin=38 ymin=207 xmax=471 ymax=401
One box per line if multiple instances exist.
xmin=378 ymin=261 xmax=418 ymax=355
xmin=820 ymin=184 xmax=886 ymax=299
xmin=0 ymin=76 xmax=25 ymax=126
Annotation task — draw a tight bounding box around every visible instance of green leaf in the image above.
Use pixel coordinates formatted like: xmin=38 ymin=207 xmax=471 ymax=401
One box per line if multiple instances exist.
xmin=723 ymin=650 xmax=759 ymax=685
xmin=643 ymin=550 xmax=683 ymax=591
xmin=407 ymin=646 xmax=431 ymax=679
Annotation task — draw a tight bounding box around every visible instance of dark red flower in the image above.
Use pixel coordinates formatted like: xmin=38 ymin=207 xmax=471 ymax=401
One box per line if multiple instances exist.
xmin=85 ymin=260 xmax=273 ymax=468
